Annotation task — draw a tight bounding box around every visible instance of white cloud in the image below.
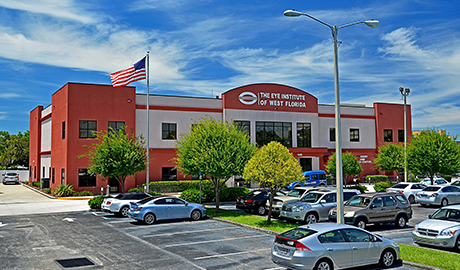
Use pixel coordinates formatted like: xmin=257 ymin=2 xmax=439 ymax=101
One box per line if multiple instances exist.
xmin=0 ymin=0 xmax=98 ymax=24
xmin=0 ymin=93 xmax=21 ymax=99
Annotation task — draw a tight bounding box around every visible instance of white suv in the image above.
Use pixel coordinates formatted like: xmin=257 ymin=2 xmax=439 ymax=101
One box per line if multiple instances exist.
xmin=3 ymin=172 xmax=19 ymax=185
xmin=102 ymin=192 xmax=151 ymax=217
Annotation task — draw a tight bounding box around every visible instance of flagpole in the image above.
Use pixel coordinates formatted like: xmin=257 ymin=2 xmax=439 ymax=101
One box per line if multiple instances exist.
xmin=146 ymin=51 xmax=150 ymax=193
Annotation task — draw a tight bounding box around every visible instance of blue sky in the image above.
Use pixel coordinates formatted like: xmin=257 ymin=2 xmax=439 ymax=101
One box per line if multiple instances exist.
xmin=1 ymin=0 xmax=460 ymax=138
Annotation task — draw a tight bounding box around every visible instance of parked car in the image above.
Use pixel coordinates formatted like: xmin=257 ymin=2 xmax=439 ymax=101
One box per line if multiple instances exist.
xmin=329 ymin=192 xmax=412 ymax=229
xmin=236 ymin=189 xmax=285 ymax=215
xmin=101 ymin=192 xmax=151 ymax=217
xmin=386 ymin=182 xmax=427 ymax=204
xmin=285 ymin=170 xmax=327 ymax=190
xmin=280 ymin=188 xmax=360 ymax=224
xmin=412 ymin=205 xmax=460 ymax=250
xmin=451 ymin=180 xmax=460 ymax=187
xmin=128 ymin=196 xmax=207 ymax=225
xmin=415 ymin=185 xmax=460 ymax=207
xmin=271 ymin=223 xmax=400 ymax=270
xmin=3 ymin=172 xmax=20 ymax=185
xmin=420 ymin=177 xmax=449 ymax=186
xmin=266 ymin=187 xmax=318 ymax=216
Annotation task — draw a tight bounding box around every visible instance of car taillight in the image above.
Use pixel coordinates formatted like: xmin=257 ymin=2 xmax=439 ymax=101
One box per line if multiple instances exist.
xmin=107 ymin=201 xmax=112 ymax=205
xmin=432 ymin=193 xmax=438 ymax=197
xmin=246 ymin=199 xmax=253 ymax=203
xmin=134 ymin=206 xmax=142 ymax=211
xmin=295 ymin=241 xmax=311 ymax=251
xmin=399 ymin=190 xmax=404 ymax=193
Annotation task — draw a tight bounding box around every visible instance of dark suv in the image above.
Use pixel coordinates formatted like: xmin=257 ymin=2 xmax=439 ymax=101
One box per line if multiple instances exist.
xmin=328 ymin=192 xmax=412 ymax=229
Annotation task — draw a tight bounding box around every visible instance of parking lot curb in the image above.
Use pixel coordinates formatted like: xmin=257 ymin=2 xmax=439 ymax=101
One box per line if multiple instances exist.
xmin=21 ymin=183 xmax=57 ymax=199
xmin=402 ymin=260 xmax=447 ymax=270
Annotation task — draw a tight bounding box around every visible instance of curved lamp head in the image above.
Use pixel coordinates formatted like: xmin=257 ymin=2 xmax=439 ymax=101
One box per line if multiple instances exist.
xmin=284 ymin=10 xmax=302 ymax=17
xmin=364 ymin=20 xmax=379 ymax=28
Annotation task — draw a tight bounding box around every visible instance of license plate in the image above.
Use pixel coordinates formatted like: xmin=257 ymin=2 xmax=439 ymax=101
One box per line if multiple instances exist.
xmin=277 ymin=247 xmax=289 ymax=255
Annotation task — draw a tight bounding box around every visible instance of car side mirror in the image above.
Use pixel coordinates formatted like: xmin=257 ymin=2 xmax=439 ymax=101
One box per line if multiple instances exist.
xmin=428 ymin=214 xmax=432 ymax=219
xmin=320 ymin=199 xmax=326 ymax=204
xmin=370 ymin=204 xmax=376 ymax=209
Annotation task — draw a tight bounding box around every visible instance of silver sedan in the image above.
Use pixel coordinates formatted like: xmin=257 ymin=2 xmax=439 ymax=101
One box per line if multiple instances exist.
xmin=415 ymin=185 xmax=460 ymax=207
xmin=412 ymin=205 xmax=460 ymax=250
xmin=271 ymin=223 xmax=400 ymax=270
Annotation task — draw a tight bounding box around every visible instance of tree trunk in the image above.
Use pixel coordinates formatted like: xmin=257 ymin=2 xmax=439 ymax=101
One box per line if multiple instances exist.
xmin=215 ymin=184 xmax=220 ymax=214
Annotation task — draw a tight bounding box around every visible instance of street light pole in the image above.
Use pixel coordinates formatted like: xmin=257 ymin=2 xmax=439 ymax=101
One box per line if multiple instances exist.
xmin=400 ymin=87 xmax=410 ymax=182
xmin=284 ymin=10 xmax=378 ymax=224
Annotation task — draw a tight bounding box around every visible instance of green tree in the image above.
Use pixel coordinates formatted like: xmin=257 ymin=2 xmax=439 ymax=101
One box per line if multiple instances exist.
xmin=79 ymin=128 xmax=146 ymax=193
xmin=0 ymin=130 xmax=29 ymax=167
xmin=174 ymin=116 xmax=257 ymax=213
xmin=243 ymin=141 xmax=304 ymax=224
xmin=407 ymin=128 xmax=460 ymax=185
xmin=326 ymin=151 xmax=363 ymax=185
xmin=374 ymin=143 xmax=404 ymax=177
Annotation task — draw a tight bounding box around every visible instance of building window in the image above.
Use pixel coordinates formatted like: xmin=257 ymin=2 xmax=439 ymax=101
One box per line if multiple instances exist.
xmin=78 ymin=169 xmax=96 ymax=187
xmin=256 ymin=122 xmax=292 ymax=147
xmin=34 ymin=166 xmax=36 ymax=179
xmin=384 ymin=129 xmax=393 ymax=142
xmin=297 ymin=123 xmax=311 ymax=148
xmin=398 ymin=130 xmax=404 ymax=142
xmin=350 ymin=129 xmax=360 ymax=142
xmin=62 ymin=121 xmax=65 ymax=139
xmin=43 ymin=166 xmax=45 ymax=178
xmin=234 ymin=120 xmax=250 ymax=136
xmin=108 ymin=121 xmax=125 ymax=135
xmin=52 ymin=168 xmax=55 ymax=184
xmin=162 ymin=123 xmax=177 ymax=140
xmin=162 ymin=167 xmax=177 ymax=181
xmin=61 ymin=168 xmax=65 ymax=185
xmin=329 ymin=128 xmax=335 ymax=142
xmin=79 ymin=120 xmax=97 ymax=138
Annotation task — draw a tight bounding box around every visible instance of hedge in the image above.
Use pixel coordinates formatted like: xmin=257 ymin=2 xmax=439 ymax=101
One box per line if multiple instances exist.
xmin=145 ymin=179 xmax=227 ymax=193
xmin=364 ymin=175 xmax=389 ymax=184
xmin=180 ymin=187 xmax=249 ymax=203
xmin=374 ymin=181 xmax=396 ymax=192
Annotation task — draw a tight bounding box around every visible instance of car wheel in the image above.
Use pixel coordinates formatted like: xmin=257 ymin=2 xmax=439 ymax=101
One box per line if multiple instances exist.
xmin=408 ymin=195 xmax=415 ymax=204
xmin=143 ymin=213 xmax=156 ymax=225
xmin=119 ymin=206 xmax=129 ymax=217
xmin=442 ymin=198 xmax=449 ymax=207
xmin=355 ymin=218 xmax=367 ymax=229
xmin=395 ymin=215 xmax=407 ymax=228
xmin=314 ymin=258 xmax=333 ymax=270
xmin=304 ymin=212 xmax=318 ymax=224
xmin=257 ymin=206 xmax=266 ymax=215
xmin=455 ymin=236 xmax=460 ymax=251
xmin=191 ymin=210 xmax=202 ymax=221
xmin=379 ymin=249 xmax=396 ymax=268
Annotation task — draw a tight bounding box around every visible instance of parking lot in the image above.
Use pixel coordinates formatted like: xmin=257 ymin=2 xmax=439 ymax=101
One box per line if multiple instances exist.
xmin=0 ymin=184 xmax=449 ymax=269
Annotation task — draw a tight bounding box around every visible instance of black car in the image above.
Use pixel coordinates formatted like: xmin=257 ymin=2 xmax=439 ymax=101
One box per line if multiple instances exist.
xmin=236 ymin=189 xmax=285 ymax=215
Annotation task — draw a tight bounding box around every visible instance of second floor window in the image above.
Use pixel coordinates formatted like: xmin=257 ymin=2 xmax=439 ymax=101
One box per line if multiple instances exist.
xmin=108 ymin=121 xmax=125 ymax=135
xmin=384 ymin=129 xmax=393 ymax=142
xmin=329 ymin=128 xmax=336 ymax=142
xmin=256 ymin=121 xmax=292 ymax=148
xmin=79 ymin=120 xmax=97 ymax=138
xmin=162 ymin=123 xmax=177 ymax=139
xmin=398 ymin=130 xmax=405 ymax=142
xmin=350 ymin=128 xmax=359 ymax=142
xmin=297 ymin=123 xmax=311 ymax=148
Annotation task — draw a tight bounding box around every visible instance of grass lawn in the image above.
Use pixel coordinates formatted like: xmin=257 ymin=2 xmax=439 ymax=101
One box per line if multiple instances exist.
xmin=207 ymin=207 xmax=460 ymax=270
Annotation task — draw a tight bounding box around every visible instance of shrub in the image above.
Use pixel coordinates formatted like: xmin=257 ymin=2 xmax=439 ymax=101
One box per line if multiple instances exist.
xmin=128 ymin=187 xmax=144 ymax=192
xmin=88 ymin=196 xmax=106 ymax=209
xmin=52 ymin=184 xmax=74 ymax=197
xmin=374 ymin=181 xmax=395 ymax=192
xmin=345 ymin=184 xmax=368 ymax=193
xmin=148 ymin=191 xmax=162 ymax=196
xmin=443 ymin=175 xmax=453 ymax=182
xmin=147 ymin=179 xmax=227 ymax=193
xmin=180 ymin=189 xmax=208 ymax=203
xmin=43 ymin=188 xmax=52 ymax=194
xmin=31 ymin=181 xmax=40 ymax=188
xmin=364 ymin=175 xmax=388 ymax=184
xmin=73 ymin=190 xmax=93 ymax=196
xmin=219 ymin=187 xmax=249 ymax=201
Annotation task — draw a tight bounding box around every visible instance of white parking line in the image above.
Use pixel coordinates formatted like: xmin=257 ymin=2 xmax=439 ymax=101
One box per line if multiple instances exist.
xmin=143 ymin=227 xmax=231 ymax=237
xmin=165 ymin=234 xmax=272 ymax=247
xmin=194 ymin=248 xmax=270 ymax=260
xmin=122 ymin=219 xmax=213 ymax=230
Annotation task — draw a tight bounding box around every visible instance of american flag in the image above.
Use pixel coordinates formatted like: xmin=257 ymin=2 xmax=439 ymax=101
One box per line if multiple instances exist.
xmin=110 ymin=57 xmax=146 ymax=87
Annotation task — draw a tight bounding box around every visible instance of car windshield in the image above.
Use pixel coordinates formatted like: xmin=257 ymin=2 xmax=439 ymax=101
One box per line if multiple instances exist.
xmin=431 ymin=208 xmax=460 ymax=222
xmin=6 ymin=172 xmax=18 ymax=176
xmin=346 ymin=196 xmax=371 ymax=207
xmin=287 ymin=189 xmax=303 ymax=197
xmin=299 ymin=192 xmax=323 ymax=203
xmin=391 ymin=184 xmax=408 ymax=189
xmin=423 ymin=186 xmax=441 ymax=192
xmin=279 ymin=228 xmax=317 ymax=240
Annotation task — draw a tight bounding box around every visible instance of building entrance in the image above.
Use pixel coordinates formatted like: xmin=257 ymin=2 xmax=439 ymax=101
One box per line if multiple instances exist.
xmin=299 ymin=158 xmax=312 ymax=172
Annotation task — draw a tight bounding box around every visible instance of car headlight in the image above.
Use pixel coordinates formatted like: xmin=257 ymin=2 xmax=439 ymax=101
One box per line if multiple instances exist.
xmin=440 ymin=229 xmax=457 ymax=237
xmin=292 ymin=206 xmax=305 ymax=212
xmin=344 ymin=211 xmax=355 ymax=217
